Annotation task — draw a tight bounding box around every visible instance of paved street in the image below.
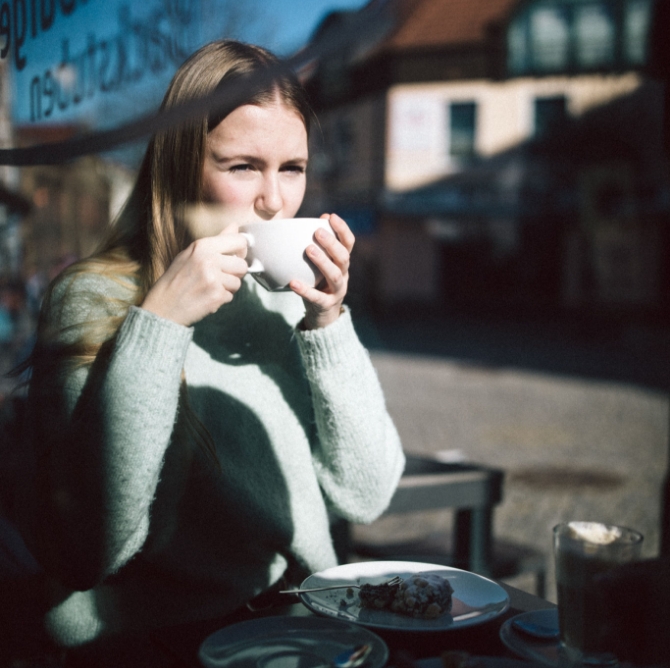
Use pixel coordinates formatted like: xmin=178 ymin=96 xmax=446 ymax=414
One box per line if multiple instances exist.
xmin=354 ymin=313 xmax=670 ymax=602
xmin=2 ymin=313 xmax=669 ymax=604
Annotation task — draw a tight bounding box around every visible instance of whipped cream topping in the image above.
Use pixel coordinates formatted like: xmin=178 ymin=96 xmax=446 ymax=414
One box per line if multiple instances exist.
xmin=568 ymin=521 xmax=623 ymax=545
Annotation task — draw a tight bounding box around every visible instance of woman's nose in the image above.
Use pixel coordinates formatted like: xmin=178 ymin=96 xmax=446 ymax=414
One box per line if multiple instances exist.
xmin=255 ymin=174 xmax=283 ymax=218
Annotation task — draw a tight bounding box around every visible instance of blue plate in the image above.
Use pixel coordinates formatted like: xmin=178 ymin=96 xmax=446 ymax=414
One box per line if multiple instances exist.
xmin=199 ymin=615 xmax=388 ymax=668
xmin=499 ymin=609 xmax=560 ymax=667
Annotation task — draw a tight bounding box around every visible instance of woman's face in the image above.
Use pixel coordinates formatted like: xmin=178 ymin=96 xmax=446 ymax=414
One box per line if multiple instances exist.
xmin=200 ymin=100 xmax=308 ymax=232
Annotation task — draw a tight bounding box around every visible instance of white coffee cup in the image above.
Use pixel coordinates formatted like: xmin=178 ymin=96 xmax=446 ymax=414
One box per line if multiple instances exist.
xmin=239 ymin=218 xmax=334 ymax=292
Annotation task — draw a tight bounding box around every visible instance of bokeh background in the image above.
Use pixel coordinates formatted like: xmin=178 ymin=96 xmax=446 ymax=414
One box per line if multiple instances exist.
xmin=1 ymin=0 xmax=668 ymax=605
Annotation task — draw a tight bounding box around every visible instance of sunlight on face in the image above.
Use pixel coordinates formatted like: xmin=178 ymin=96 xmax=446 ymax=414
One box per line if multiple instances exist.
xmin=197 ymin=100 xmax=308 ymax=237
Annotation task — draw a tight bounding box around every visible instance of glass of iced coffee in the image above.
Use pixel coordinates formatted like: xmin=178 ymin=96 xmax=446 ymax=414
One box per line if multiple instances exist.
xmin=553 ymin=521 xmax=643 ymax=667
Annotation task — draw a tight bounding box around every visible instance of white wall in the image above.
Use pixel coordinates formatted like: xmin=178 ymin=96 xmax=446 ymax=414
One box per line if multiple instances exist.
xmin=385 ymin=73 xmax=643 ymax=192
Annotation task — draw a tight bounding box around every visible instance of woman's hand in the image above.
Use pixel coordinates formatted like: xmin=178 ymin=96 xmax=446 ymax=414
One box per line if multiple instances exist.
xmin=290 ymin=213 xmax=355 ymax=330
xmin=141 ymin=230 xmax=249 ymax=327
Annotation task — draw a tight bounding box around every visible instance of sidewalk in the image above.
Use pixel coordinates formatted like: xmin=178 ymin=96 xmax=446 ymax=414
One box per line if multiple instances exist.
xmin=2 ymin=311 xmax=668 ymax=602
xmin=354 ymin=312 xmax=669 ymax=601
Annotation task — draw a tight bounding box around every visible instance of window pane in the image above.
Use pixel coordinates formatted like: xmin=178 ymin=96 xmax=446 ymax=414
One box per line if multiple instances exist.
xmin=530 ymin=7 xmax=570 ymax=71
xmin=449 ymin=102 xmax=476 ymax=159
xmin=334 ymin=117 xmax=354 ymax=169
xmin=534 ymin=96 xmax=567 ymax=137
xmin=575 ymin=3 xmax=616 ymax=68
xmin=624 ymin=0 xmax=652 ymax=65
xmin=507 ymin=19 xmax=528 ymax=75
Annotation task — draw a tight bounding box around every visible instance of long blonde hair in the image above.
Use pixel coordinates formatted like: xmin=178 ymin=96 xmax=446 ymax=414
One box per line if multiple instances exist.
xmin=107 ymin=39 xmax=312 ymax=297
xmin=27 ymin=40 xmax=313 ymax=459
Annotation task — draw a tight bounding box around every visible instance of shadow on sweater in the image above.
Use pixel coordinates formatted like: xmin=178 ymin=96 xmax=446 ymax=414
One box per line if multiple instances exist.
xmin=39 ymin=389 xmax=296 ymax=651
xmin=145 ymin=384 xmax=297 ymax=582
xmin=192 ymin=281 xmax=316 ymax=447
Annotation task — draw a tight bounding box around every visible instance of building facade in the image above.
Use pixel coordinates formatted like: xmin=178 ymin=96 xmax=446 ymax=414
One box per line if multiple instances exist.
xmin=0 ymin=59 xmax=30 ymax=282
xmin=15 ymin=125 xmax=136 ymax=287
xmin=304 ymin=0 xmax=667 ymax=318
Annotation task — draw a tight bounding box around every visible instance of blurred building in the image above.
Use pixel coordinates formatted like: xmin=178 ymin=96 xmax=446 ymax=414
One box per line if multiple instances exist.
xmin=0 ymin=59 xmax=31 ymax=283
xmin=15 ymin=125 xmax=135 ymax=285
xmin=0 ymin=50 xmax=140 ymax=351
xmin=303 ymin=0 xmax=668 ymax=319
xmin=0 ymin=57 xmax=32 ymax=349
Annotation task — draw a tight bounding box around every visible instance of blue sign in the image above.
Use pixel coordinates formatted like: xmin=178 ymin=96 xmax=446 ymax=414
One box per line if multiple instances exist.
xmin=9 ymin=1 xmax=204 ymax=127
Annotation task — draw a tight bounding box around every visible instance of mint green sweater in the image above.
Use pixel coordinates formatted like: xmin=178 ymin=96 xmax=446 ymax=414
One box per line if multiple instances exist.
xmin=25 ymin=272 xmax=404 ymax=647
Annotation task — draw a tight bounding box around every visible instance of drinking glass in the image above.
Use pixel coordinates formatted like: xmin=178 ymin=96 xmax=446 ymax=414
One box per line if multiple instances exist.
xmin=553 ymin=521 xmax=643 ymax=667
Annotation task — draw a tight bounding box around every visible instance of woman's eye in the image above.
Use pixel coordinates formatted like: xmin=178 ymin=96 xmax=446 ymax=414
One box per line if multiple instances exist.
xmin=283 ymin=165 xmax=305 ymax=174
xmin=230 ymin=164 xmax=254 ymax=172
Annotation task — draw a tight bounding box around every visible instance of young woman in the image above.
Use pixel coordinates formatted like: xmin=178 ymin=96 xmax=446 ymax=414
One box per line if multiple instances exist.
xmin=21 ymin=40 xmax=404 ymax=656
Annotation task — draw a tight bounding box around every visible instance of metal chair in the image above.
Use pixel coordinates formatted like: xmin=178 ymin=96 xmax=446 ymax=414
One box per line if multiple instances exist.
xmin=333 ymin=454 xmax=546 ymax=597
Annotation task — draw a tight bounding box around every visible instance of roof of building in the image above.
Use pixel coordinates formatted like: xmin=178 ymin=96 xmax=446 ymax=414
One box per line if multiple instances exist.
xmin=379 ymin=0 xmax=522 ymax=52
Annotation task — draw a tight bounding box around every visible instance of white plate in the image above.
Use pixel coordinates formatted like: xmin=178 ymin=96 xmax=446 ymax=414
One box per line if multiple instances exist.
xmin=499 ymin=609 xmax=560 ymax=667
xmin=417 ymin=658 xmax=546 ymax=668
xmin=298 ymin=561 xmax=510 ymax=632
xmin=198 ymin=616 xmax=388 ymax=668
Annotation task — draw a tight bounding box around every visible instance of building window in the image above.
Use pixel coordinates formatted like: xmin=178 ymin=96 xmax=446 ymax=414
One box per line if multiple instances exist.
xmin=507 ymin=20 xmax=528 ymax=74
xmin=534 ymin=96 xmax=568 ymax=137
xmin=530 ymin=6 xmax=570 ymax=71
xmin=324 ymin=116 xmax=354 ymax=177
xmin=575 ymin=3 xmax=616 ymax=68
xmin=624 ymin=0 xmax=652 ymax=65
xmin=507 ymin=0 xmax=654 ymax=75
xmin=449 ymin=102 xmax=477 ymax=160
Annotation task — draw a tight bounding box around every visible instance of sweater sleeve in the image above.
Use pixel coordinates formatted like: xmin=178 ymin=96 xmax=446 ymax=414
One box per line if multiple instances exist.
xmin=30 ymin=274 xmax=192 ymax=590
xmin=295 ymin=308 xmax=405 ymax=524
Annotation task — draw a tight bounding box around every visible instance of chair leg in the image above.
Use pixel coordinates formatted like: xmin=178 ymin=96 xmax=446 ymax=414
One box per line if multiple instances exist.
xmin=454 ymin=507 xmax=493 ymax=577
xmin=330 ymin=516 xmax=352 ymax=564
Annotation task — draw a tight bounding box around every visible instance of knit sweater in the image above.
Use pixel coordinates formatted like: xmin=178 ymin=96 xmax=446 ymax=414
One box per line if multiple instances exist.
xmin=25 ymin=271 xmax=405 ymax=647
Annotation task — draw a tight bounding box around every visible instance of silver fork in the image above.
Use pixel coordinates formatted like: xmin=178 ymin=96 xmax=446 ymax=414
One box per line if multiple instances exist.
xmin=280 ymin=575 xmax=402 ymax=595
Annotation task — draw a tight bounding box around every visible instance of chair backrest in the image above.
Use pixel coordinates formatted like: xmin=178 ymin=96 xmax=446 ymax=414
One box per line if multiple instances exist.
xmin=0 ymin=393 xmax=42 ymax=578
xmin=386 ymin=455 xmax=504 ymax=515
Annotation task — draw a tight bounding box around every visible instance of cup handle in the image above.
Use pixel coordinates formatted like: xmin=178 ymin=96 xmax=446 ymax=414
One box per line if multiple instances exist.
xmin=240 ymin=232 xmax=263 ymax=273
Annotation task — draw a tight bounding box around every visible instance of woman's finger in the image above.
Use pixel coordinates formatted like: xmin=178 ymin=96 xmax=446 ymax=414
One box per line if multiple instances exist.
xmin=328 ymin=213 xmax=355 ymax=253
xmin=291 ymin=279 xmax=344 ymax=330
xmin=306 ymin=244 xmax=345 ymax=293
xmin=221 ymin=273 xmax=242 ymax=294
xmin=313 ymin=228 xmax=350 ymax=274
xmin=220 ymin=254 xmax=249 ymax=278
xmin=207 ymin=231 xmax=249 ymax=258
xmin=291 ymin=280 xmax=331 ymax=307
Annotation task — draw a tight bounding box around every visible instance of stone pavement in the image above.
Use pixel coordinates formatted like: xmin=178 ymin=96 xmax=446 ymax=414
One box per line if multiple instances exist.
xmin=2 ymin=312 xmax=669 ymax=603
xmin=353 ymin=313 xmax=670 ymax=602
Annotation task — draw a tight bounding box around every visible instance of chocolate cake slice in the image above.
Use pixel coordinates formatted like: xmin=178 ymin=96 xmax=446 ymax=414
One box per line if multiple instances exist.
xmin=359 ymin=573 xmax=454 ymax=619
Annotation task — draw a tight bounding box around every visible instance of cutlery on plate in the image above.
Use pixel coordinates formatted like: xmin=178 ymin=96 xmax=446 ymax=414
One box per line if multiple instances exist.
xmin=281 ymin=576 xmax=402 ymax=595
